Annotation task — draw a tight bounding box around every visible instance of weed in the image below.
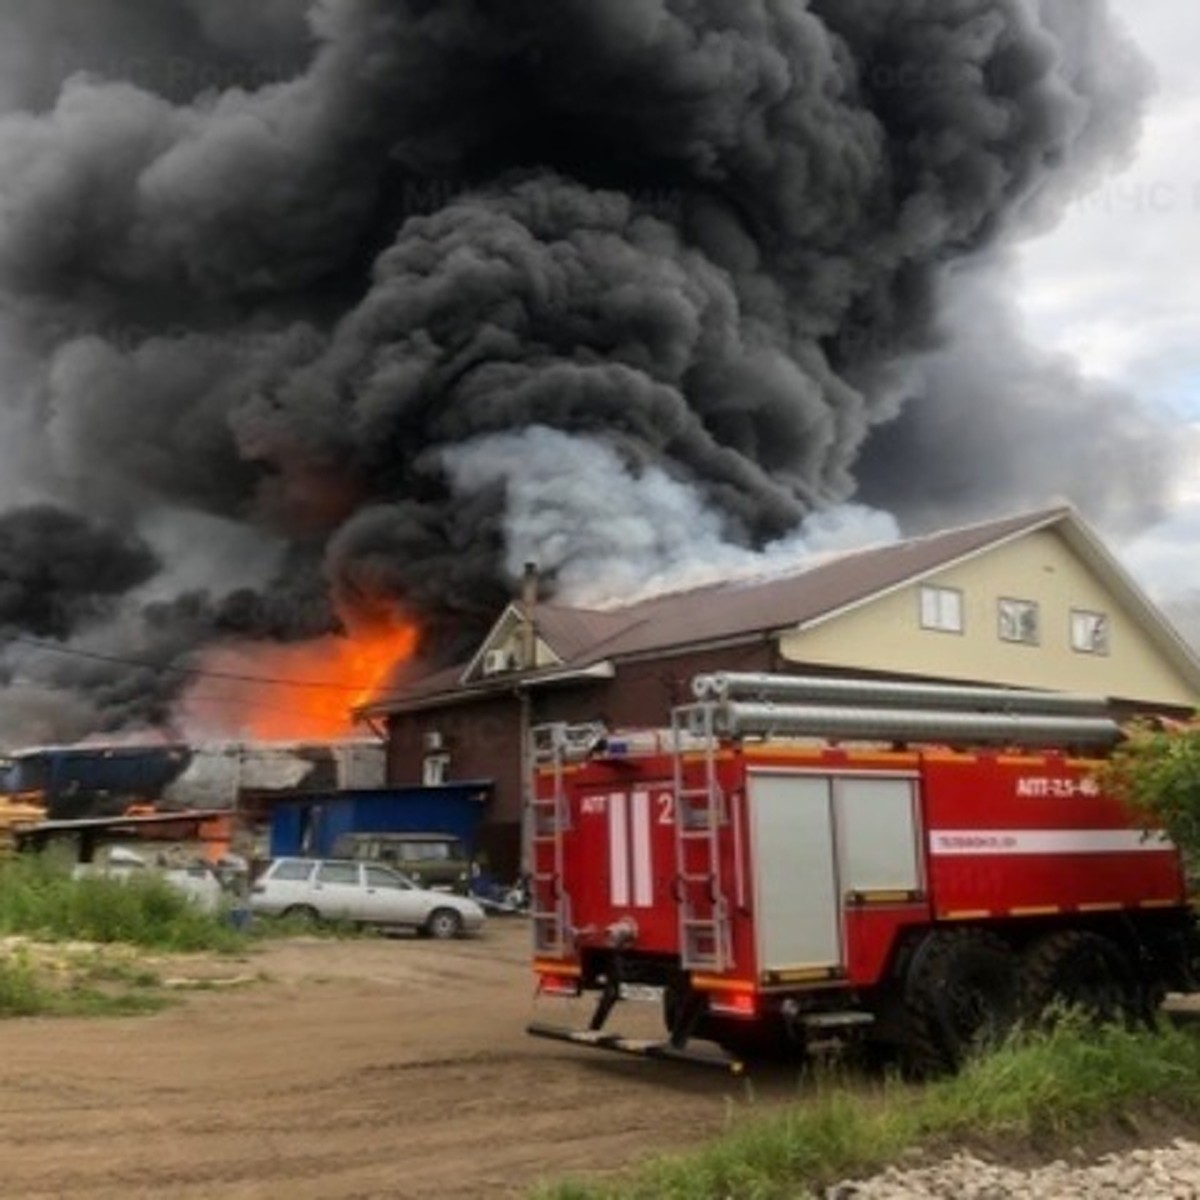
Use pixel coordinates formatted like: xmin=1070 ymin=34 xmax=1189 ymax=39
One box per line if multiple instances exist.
xmin=0 ymin=856 xmax=246 ymax=953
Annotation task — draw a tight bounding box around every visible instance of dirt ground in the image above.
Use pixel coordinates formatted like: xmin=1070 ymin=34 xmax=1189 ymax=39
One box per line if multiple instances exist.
xmin=0 ymin=920 xmax=814 ymax=1200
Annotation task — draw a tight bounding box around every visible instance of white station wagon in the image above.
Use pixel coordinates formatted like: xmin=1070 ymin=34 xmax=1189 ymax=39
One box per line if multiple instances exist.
xmin=250 ymin=857 xmax=486 ymax=939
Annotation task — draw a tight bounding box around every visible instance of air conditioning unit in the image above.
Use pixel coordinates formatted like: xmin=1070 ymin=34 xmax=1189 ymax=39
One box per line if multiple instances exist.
xmin=482 ymin=649 xmax=512 ymax=676
xmin=422 ymin=730 xmax=445 ymax=753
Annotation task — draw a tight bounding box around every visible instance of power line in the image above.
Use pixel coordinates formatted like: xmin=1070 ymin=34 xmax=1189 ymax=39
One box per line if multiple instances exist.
xmin=5 ymin=635 xmax=384 ymax=692
xmin=179 ymin=690 xmax=370 ymax=724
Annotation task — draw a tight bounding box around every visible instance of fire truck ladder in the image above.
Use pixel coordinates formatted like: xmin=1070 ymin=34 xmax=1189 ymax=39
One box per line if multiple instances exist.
xmin=527 ymin=723 xmax=601 ymax=957
xmin=670 ymin=704 xmax=733 ymax=973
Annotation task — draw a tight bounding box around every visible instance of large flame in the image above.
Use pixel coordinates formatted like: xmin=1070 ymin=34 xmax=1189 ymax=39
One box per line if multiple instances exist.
xmin=179 ymin=614 xmax=418 ymax=740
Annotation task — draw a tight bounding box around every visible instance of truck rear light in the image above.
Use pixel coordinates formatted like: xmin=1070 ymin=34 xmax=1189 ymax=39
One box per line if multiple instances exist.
xmin=708 ymin=992 xmax=757 ymax=1018
xmin=537 ymin=973 xmax=581 ymax=998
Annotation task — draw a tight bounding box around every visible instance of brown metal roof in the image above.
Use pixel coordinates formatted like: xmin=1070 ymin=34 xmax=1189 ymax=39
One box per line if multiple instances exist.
xmin=528 ymin=604 xmax=640 ymax=662
xmin=362 ymin=506 xmax=1071 ymax=715
xmin=585 ymin=506 xmax=1065 ymax=662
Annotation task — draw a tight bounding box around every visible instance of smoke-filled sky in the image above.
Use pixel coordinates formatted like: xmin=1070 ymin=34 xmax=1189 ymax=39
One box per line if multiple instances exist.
xmin=0 ymin=0 xmax=1192 ymax=745
xmin=1012 ymin=0 xmax=1200 ymax=647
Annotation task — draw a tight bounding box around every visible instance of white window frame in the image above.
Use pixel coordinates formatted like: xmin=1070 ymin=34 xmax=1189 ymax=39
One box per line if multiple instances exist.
xmin=1070 ymin=609 xmax=1110 ymax=655
xmin=422 ymin=753 xmax=450 ymax=786
xmin=998 ymin=597 xmax=1040 ymax=645
xmin=919 ymin=585 xmax=964 ymax=634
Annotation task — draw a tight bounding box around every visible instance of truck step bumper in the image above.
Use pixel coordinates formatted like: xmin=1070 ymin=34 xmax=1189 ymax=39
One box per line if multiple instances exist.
xmin=526 ymin=1021 xmax=744 ymax=1073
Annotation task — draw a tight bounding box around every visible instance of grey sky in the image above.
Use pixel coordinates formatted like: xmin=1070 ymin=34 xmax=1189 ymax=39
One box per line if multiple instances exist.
xmin=1015 ymin=0 xmax=1200 ymax=633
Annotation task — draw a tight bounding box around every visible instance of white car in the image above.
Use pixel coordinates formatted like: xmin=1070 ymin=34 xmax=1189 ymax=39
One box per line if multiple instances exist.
xmin=72 ymin=846 xmax=226 ymax=914
xmin=249 ymin=857 xmax=486 ymax=938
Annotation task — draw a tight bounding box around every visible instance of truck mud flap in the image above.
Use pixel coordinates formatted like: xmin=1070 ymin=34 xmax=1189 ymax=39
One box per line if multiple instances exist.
xmin=526 ymin=1021 xmax=744 ymax=1073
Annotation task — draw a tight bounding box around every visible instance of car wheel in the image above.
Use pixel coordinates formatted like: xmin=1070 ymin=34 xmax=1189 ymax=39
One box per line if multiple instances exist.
xmin=281 ymin=904 xmax=320 ymax=925
xmin=424 ymin=908 xmax=464 ymax=940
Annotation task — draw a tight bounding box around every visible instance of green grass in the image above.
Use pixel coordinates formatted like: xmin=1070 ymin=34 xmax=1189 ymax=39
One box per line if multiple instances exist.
xmin=531 ymin=1016 xmax=1200 ymax=1200
xmin=0 ymin=855 xmax=246 ymax=953
xmin=0 ymin=948 xmax=170 ymax=1018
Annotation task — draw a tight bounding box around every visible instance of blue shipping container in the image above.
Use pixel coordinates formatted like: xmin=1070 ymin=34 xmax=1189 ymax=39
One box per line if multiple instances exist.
xmin=269 ymin=783 xmax=491 ymax=858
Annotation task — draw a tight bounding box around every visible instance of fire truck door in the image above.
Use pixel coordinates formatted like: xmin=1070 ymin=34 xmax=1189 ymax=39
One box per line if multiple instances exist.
xmin=833 ymin=776 xmax=922 ymax=898
xmin=747 ymin=773 xmax=842 ymax=972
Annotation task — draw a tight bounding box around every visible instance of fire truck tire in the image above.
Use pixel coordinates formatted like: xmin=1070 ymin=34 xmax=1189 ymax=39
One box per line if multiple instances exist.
xmin=1022 ymin=931 xmax=1139 ymax=1026
xmin=901 ymin=929 xmax=1020 ymax=1077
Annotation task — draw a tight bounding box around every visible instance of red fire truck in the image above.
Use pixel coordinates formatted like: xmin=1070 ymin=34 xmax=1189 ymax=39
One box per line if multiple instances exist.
xmin=526 ymin=673 xmax=1198 ymax=1073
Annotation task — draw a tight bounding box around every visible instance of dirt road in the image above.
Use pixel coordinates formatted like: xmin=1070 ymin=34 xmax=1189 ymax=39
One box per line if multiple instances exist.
xmin=0 ymin=921 xmax=806 ymax=1199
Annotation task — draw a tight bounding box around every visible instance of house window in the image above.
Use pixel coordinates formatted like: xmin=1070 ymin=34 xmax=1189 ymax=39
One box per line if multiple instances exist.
xmin=998 ymin=597 xmax=1040 ymax=645
xmin=919 ymin=585 xmax=964 ymax=633
xmin=1071 ymin=609 xmax=1110 ymax=655
xmin=423 ymin=753 xmax=449 ymax=786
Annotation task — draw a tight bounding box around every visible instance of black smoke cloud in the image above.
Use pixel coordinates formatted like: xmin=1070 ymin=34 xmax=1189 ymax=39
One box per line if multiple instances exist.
xmin=0 ymin=505 xmax=158 ymax=637
xmin=0 ymin=0 xmax=1174 ymax=740
xmin=0 ymin=0 xmax=311 ymax=113
xmin=857 ymin=256 xmax=1184 ymax=535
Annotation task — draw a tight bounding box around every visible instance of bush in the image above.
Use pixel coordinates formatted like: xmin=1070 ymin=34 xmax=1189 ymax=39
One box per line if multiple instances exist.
xmin=0 ymin=856 xmax=247 ymax=953
xmin=1101 ymin=718 xmax=1200 ymax=872
xmin=0 ymin=950 xmax=49 ymax=1016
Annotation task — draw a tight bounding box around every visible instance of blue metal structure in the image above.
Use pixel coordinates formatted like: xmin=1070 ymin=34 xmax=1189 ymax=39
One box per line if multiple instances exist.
xmin=0 ymin=744 xmax=191 ymax=817
xmin=268 ymin=782 xmax=492 ymax=858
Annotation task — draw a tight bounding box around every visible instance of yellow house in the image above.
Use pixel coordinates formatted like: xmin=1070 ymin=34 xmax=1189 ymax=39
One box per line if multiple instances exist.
xmin=778 ymin=507 xmax=1200 ymax=711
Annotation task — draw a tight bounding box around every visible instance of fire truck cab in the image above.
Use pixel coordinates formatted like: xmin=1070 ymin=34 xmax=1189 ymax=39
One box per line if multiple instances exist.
xmin=527 ymin=673 xmax=1198 ymax=1073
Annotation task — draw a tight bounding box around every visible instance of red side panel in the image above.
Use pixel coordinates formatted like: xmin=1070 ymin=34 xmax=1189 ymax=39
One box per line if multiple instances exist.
xmin=844 ymin=905 xmax=930 ymax=986
xmin=922 ymin=752 xmax=1186 ymax=916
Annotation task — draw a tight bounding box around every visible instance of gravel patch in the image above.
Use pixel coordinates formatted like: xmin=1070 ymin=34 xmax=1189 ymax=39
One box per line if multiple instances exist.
xmin=827 ymin=1140 xmax=1200 ymax=1198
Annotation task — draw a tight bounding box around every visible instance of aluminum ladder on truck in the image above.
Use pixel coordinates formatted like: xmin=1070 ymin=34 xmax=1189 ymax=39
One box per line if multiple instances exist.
xmin=527 ymin=723 xmax=600 ymax=957
xmin=670 ymin=705 xmax=733 ymax=973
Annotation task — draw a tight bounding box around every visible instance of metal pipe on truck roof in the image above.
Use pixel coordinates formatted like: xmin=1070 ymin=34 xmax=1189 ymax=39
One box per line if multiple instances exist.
xmin=693 ymin=701 xmax=1123 ymax=748
xmin=691 ymin=672 xmax=1111 ymax=717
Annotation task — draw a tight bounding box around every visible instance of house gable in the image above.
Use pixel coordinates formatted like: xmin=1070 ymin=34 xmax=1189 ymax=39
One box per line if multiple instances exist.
xmin=780 ymin=524 xmax=1200 ymax=708
xmin=459 ymin=604 xmax=563 ymax=684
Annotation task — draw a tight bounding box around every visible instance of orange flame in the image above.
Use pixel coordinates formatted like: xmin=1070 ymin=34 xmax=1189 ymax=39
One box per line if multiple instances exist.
xmin=180 ymin=615 xmax=419 ymax=741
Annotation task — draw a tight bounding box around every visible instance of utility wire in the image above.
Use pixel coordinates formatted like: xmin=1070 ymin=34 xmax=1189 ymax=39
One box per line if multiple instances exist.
xmin=5 ymin=635 xmax=385 ymax=692
xmin=179 ymin=691 xmax=370 ymax=724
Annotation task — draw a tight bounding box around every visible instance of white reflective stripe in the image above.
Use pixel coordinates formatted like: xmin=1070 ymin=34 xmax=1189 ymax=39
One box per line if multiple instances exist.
xmin=928 ymin=829 xmax=1173 ymax=856
xmin=609 ymin=791 xmax=629 ymax=905
xmin=631 ymin=789 xmax=653 ymax=908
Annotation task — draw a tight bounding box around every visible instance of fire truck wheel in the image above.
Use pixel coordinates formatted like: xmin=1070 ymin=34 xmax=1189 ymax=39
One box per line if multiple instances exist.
xmin=1022 ymin=931 xmax=1139 ymax=1026
xmin=902 ymin=929 xmax=1020 ymax=1077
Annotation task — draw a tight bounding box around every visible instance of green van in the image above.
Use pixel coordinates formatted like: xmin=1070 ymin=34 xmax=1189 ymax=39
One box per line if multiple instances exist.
xmin=329 ymin=831 xmax=472 ymax=894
